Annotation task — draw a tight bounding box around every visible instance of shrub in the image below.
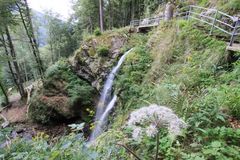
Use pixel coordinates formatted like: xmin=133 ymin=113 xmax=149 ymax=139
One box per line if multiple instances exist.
xmin=0 ymin=133 xmax=96 ymax=159
xmin=223 ymin=87 xmax=240 ymax=118
xmin=94 ymin=28 xmax=102 ymax=36
xmin=29 ymin=95 xmax=63 ymax=124
xmin=97 ymin=46 xmax=109 ymax=57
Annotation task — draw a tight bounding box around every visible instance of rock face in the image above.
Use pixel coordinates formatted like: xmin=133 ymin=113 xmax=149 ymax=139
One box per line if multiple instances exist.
xmin=71 ymin=31 xmax=129 ymax=90
xmin=29 ymin=60 xmax=97 ymax=124
xmin=29 ymin=29 xmax=129 ymax=124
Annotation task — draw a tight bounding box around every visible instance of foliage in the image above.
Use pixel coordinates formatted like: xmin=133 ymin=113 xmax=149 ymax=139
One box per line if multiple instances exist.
xmin=29 ymin=60 xmax=95 ymax=124
xmin=45 ymin=60 xmax=95 ymax=106
xmin=97 ymin=46 xmax=109 ymax=57
xmin=221 ymin=0 xmax=240 ymax=14
xmin=28 ymin=95 xmax=62 ymax=124
xmin=223 ymin=86 xmax=240 ymax=119
xmin=45 ymin=11 xmax=78 ymax=63
xmin=94 ymin=28 xmax=102 ymax=36
xmin=2 ymin=0 xmax=240 ymax=158
xmin=115 ymin=46 xmax=152 ymax=109
xmin=72 ymin=0 xmax=167 ymax=39
xmin=108 ymin=20 xmax=240 ymax=159
xmin=0 ymin=133 xmax=98 ymax=160
xmin=0 ymin=64 xmax=8 ymax=106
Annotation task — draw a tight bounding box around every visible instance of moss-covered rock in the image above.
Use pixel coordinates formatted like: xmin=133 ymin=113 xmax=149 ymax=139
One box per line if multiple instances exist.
xmin=29 ymin=60 xmax=97 ymax=124
xmin=71 ymin=28 xmax=130 ymax=90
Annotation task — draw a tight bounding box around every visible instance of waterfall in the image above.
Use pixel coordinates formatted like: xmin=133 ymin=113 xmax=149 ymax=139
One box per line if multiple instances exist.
xmin=90 ymin=49 xmax=133 ymax=141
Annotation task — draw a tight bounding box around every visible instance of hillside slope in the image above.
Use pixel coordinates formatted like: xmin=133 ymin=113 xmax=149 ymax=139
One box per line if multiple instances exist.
xmin=1 ymin=19 xmax=240 ymax=159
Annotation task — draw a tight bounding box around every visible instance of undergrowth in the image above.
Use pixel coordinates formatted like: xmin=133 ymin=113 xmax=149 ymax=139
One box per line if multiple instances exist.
xmin=1 ymin=19 xmax=240 ymax=159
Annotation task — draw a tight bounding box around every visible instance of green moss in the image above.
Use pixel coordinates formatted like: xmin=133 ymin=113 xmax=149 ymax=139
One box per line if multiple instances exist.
xmin=97 ymin=46 xmax=109 ymax=57
xmin=29 ymin=95 xmax=63 ymax=124
xmin=29 ymin=60 xmax=95 ymax=124
xmin=94 ymin=28 xmax=102 ymax=36
xmin=88 ymin=47 xmax=96 ymax=57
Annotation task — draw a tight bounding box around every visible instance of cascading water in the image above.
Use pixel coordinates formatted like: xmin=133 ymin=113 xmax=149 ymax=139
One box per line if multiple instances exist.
xmin=90 ymin=49 xmax=133 ymax=141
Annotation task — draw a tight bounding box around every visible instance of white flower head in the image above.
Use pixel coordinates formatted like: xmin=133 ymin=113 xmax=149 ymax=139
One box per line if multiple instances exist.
xmin=126 ymin=104 xmax=187 ymax=140
xmin=132 ymin=127 xmax=142 ymax=141
xmin=146 ymin=124 xmax=158 ymax=137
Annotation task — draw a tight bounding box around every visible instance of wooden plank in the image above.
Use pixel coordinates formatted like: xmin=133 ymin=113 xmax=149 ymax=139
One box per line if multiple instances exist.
xmin=227 ymin=43 xmax=240 ymax=52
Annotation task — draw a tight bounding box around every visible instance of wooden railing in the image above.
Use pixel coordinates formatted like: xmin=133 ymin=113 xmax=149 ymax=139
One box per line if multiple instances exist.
xmin=187 ymin=5 xmax=240 ymax=46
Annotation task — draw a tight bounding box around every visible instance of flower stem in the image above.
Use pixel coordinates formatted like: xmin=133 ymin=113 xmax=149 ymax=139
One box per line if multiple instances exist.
xmin=116 ymin=143 xmax=142 ymax=160
xmin=155 ymin=132 xmax=160 ymax=160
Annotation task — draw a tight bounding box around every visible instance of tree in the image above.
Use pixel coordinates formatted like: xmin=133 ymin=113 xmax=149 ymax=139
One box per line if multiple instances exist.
xmin=72 ymin=0 xmax=99 ymax=35
xmin=0 ymin=0 xmax=26 ymax=97
xmin=0 ymin=33 xmax=24 ymax=96
xmin=0 ymin=64 xmax=9 ymax=105
xmin=4 ymin=26 xmax=26 ymax=97
xmin=0 ymin=81 xmax=9 ymax=105
xmin=15 ymin=0 xmax=45 ymax=79
xmin=99 ymin=0 xmax=104 ymax=31
xmin=45 ymin=11 xmax=78 ymax=63
xmin=72 ymin=0 xmax=167 ymax=36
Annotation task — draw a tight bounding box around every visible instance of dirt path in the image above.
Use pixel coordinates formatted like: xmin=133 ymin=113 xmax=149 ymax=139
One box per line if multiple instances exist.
xmin=0 ymin=93 xmax=70 ymax=140
xmin=1 ymin=93 xmax=27 ymax=123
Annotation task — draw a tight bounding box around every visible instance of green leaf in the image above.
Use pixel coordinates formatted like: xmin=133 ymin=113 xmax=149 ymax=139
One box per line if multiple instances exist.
xmin=211 ymin=141 xmax=222 ymax=148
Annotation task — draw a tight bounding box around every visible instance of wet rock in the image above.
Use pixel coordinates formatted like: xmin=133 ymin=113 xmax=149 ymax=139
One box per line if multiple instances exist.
xmin=71 ymin=33 xmax=128 ymax=91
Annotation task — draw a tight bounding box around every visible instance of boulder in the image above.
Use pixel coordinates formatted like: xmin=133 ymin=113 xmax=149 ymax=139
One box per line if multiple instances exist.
xmin=29 ymin=60 xmax=97 ymax=124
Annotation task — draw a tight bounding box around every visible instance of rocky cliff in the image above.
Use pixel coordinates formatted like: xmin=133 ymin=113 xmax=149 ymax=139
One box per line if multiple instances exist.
xmin=29 ymin=28 xmax=130 ymax=124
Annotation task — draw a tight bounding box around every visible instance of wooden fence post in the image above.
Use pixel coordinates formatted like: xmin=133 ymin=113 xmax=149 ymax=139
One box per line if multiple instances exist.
xmin=209 ymin=10 xmax=218 ymax=35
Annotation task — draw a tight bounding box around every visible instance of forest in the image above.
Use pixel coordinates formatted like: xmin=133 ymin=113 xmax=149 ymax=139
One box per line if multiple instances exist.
xmin=0 ymin=0 xmax=240 ymax=159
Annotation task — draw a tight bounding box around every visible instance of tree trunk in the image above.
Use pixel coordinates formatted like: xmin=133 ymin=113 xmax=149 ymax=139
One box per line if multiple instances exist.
xmin=1 ymin=34 xmax=20 ymax=92
xmin=108 ymin=0 xmax=113 ymax=29
xmin=16 ymin=1 xmax=44 ymax=79
xmin=0 ymin=81 xmax=9 ymax=105
xmin=131 ymin=0 xmax=135 ymax=20
xmin=164 ymin=2 xmax=175 ymax=21
xmin=99 ymin=0 xmax=104 ymax=32
xmin=23 ymin=61 xmax=28 ymax=82
xmin=5 ymin=26 xmax=26 ymax=97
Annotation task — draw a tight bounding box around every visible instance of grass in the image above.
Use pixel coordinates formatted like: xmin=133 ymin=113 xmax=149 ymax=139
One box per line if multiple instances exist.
xmin=108 ymin=20 xmax=240 ymax=159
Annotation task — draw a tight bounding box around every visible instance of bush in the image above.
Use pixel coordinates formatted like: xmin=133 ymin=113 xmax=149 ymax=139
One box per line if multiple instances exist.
xmin=0 ymin=133 xmax=96 ymax=159
xmin=223 ymin=87 xmax=240 ymax=119
xmin=115 ymin=46 xmax=152 ymax=108
xmin=29 ymin=95 xmax=63 ymax=124
xmin=97 ymin=46 xmax=109 ymax=57
xmin=94 ymin=28 xmax=102 ymax=36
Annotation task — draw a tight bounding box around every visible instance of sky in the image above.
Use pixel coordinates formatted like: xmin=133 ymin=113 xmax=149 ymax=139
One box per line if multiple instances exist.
xmin=28 ymin=0 xmax=74 ymax=20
